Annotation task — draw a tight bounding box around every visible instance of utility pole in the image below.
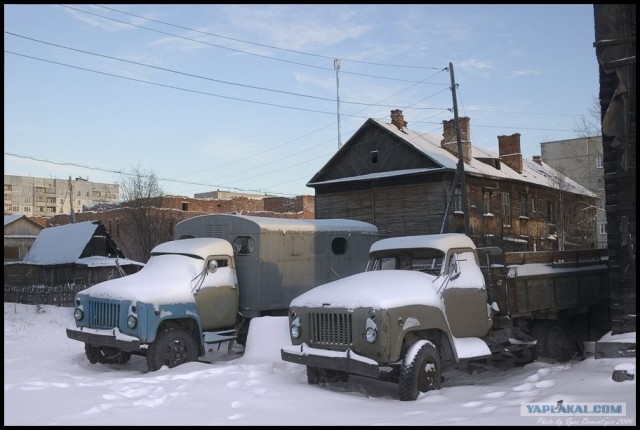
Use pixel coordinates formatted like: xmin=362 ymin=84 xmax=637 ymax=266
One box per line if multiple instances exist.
xmin=335 ymin=58 xmax=342 ymax=148
xmin=449 ymin=62 xmax=469 ymax=235
xmin=68 ymin=176 xmax=76 ymax=223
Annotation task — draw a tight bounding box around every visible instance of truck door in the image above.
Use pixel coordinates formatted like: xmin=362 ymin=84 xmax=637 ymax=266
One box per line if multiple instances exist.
xmin=441 ymin=251 xmax=492 ymax=338
xmin=193 ymin=257 xmax=239 ymax=330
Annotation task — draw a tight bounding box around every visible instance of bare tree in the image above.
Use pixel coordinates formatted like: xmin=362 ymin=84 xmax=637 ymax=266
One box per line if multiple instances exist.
xmin=573 ymin=96 xmax=602 ymax=138
xmin=118 ymin=165 xmax=177 ymax=262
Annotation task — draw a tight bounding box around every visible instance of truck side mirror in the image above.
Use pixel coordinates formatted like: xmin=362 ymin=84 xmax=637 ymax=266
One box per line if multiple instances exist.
xmin=448 ymin=254 xmax=461 ymax=280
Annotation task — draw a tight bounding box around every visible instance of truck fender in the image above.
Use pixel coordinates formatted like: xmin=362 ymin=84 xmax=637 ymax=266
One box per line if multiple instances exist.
xmin=402 ymin=329 xmax=456 ymax=366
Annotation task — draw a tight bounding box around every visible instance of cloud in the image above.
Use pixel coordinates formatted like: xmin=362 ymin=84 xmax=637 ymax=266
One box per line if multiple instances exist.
xmin=458 ymin=59 xmax=493 ymax=70
xmin=510 ymin=69 xmax=543 ymax=78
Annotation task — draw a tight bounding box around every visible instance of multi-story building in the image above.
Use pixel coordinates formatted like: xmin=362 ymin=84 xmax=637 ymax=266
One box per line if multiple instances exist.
xmin=3 ymin=175 xmax=119 ymax=217
xmin=540 ymin=136 xmax=606 ymax=248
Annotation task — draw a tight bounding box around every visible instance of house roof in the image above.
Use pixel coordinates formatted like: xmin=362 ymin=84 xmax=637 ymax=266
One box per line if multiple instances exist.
xmin=308 ymin=118 xmax=595 ymax=197
xmin=22 ymin=220 xmax=142 ymax=267
xmin=4 ymin=214 xmax=45 ymax=228
xmin=4 ymin=214 xmax=23 ymax=226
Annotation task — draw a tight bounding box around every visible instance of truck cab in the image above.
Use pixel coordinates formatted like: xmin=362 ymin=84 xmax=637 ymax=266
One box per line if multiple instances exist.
xmin=281 ymin=233 xmax=609 ymax=401
xmin=67 ymin=238 xmax=239 ymax=371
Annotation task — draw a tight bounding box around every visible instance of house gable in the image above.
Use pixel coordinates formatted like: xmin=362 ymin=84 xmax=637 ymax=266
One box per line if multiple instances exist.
xmin=307 ymin=118 xmax=443 ymax=185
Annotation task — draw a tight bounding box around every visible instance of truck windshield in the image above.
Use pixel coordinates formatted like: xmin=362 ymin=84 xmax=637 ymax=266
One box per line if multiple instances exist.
xmin=367 ymin=249 xmax=445 ymax=276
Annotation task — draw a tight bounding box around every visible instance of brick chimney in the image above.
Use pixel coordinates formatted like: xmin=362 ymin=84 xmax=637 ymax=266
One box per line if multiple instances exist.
xmin=441 ymin=117 xmax=472 ymax=163
xmin=532 ymin=155 xmax=543 ymax=165
xmin=498 ymin=133 xmax=523 ymax=173
xmin=390 ymin=109 xmax=407 ymax=130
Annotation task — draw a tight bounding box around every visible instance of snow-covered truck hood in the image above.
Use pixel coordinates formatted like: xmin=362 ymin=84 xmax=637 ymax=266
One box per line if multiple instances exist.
xmin=290 ymin=270 xmax=445 ymax=310
xmin=78 ymin=254 xmax=203 ymax=304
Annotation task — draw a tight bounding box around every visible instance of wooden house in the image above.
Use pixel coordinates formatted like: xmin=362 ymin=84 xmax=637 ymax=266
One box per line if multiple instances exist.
xmin=4 ymin=214 xmax=44 ymax=261
xmin=308 ymin=110 xmax=598 ymax=252
xmin=594 ymin=4 xmax=636 ymax=335
xmin=4 ymin=220 xmax=143 ymax=306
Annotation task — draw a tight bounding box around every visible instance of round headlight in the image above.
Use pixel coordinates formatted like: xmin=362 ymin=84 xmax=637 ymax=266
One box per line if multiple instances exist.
xmin=365 ymin=326 xmax=378 ymax=343
xmin=365 ymin=316 xmax=378 ymax=343
xmin=73 ymin=308 xmax=83 ymax=321
xmin=127 ymin=315 xmax=138 ymax=329
xmin=290 ymin=316 xmax=300 ymax=339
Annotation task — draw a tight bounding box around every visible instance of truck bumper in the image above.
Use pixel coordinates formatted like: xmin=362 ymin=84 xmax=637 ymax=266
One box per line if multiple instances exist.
xmin=281 ymin=343 xmax=382 ymax=379
xmin=66 ymin=327 xmax=142 ymax=352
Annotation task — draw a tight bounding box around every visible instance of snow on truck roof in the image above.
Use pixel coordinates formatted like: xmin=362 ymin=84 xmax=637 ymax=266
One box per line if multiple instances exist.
xmin=177 ymin=214 xmax=378 ymax=233
xmin=151 ymin=237 xmax=234 ymax=259
xmin=370 ymin=233 xmax=476 ymax=253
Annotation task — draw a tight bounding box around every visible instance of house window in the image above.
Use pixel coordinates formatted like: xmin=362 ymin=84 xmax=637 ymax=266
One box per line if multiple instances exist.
xmin=370 ymin=150 xmax=379 ymax=164
xmin=454 ymin=187 xmax=463 ymax=212
xmin=501 ymin=192 xmax=511 ymax=226
xmin=598 ymin=222 xmax=607 ymax=235
xmin=596 ymin=156 xmax=603 ymax=168
xmin=483 ymin=191 xmax=491 ymax=214
xmin=547 ymin=201 xmax=555 ymax=223
xmin=520 ymin=193 xmax=528 ymax=217
xmin=182 ymin=202 xmax=189 ymax=211
xmin=531 ymin=195 xmax=536 ymax=213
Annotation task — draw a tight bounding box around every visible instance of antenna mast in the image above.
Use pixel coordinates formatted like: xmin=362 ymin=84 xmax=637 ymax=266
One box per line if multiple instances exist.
xmin=335 ymin=58 xmax=342 ymax=148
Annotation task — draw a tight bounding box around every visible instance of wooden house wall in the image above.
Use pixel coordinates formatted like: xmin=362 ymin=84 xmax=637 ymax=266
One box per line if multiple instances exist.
xmin=315 ymin=176 xmax=448 ymax=238
xmin=315 ymin=170 xmax=597 ymax=252
xmin=594 ymin=4 xmax=636 ymax=334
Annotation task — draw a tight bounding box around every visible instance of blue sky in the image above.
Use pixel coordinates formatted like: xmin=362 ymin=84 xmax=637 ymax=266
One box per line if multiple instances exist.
xmin=4 ymin=4 xmax=600 ymax=198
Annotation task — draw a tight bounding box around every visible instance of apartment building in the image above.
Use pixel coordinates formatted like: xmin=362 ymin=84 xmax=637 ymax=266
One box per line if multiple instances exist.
xmin=540 ymin=136 xmax=607 ymax=248
xmin=4 ymin=175 xmax=119 ymax=217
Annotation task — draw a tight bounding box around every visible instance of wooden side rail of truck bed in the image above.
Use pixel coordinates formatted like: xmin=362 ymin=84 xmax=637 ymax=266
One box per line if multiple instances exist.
xmin=504 ymin=248 xmax=609 ymax=267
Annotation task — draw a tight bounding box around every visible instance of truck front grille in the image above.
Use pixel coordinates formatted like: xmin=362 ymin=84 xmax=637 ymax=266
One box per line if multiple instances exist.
xmin=309 ymin=311 xmax=352 ymax=347
xmin=87 ymin=300 xmax=120 ymax=329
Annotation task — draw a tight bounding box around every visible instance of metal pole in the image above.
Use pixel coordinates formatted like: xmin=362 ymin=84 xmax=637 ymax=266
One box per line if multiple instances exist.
xmin=335 ymin=58 xmax=342 ymax=148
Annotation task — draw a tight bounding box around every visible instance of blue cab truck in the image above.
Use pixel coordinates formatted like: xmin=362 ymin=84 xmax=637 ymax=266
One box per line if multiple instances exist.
xmin=66 ymin=214 xmax=378 ymax=371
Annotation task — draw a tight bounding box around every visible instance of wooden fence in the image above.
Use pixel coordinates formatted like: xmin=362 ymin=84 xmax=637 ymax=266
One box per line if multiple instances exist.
xmin=4 ymin=283 xmax=88 ymax=307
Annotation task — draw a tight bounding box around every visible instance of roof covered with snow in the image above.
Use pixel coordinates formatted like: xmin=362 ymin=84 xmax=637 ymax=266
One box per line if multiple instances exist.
xmin=370 ymin=233 xmax=476 ymax=254
xmin=22 ymin=221 xmax=141 ymax=267
xmin=308 ymin=118 xmax=595 ymax=197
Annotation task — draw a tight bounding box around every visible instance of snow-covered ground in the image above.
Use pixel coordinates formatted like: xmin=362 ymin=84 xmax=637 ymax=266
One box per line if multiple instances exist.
xmin=4 ymin=303 xmax=636 ymax=426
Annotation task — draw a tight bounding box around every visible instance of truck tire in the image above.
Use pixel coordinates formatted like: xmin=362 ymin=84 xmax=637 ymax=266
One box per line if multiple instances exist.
xmin=146 ymin=327 xmax=199 ymax=371
xmin=306 ymin=366 xmax=349 ymax=384
xmin=531 ymin=320 xmax=575 ymax=362
xmin=236 ymin=318 xmax=250 ymax=346
xmin=84 ymin=344 xmax=132 ymax=365
xmin=398 ymin=341 xmax=442 ymax=401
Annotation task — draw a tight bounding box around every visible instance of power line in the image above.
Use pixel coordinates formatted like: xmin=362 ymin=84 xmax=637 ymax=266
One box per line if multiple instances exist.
xmin=93 ymin=4 xmax=444 ymax=70
xmin=5 ymin=32 xmax=450 ymax=111
xmin=4 ymin=152 xmax=301 ymax=197
xmin=59 ymin=4 xmax=449 ymax=85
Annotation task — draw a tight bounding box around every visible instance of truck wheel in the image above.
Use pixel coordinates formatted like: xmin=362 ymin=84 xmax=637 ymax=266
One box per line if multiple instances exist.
xmin=84 ymin=344 xmax=99 ymax=364
xmin=398 ymin=341 xmax=442 ymax=401
xmin=146 ymin=327 xmax=199 ymax=371
xmin=306 ymin=367 xmax=349 ymax=384
xmin=532 ymin=321 xmax=575 ymax=362
xmin=236 ymin=318 xmax=250 ymax=346
xmin=98 ymin=347 xmax=132 ymax=365
xmin=84 ymin=344 xmax=131 ymax=365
